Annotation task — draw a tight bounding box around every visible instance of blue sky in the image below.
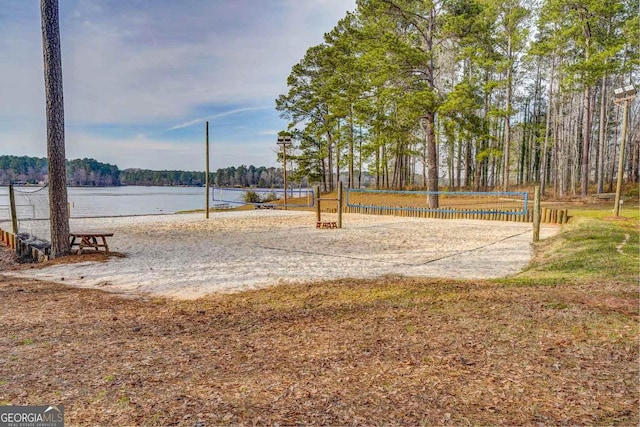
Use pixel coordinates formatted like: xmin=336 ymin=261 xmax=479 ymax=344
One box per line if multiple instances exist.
xmin=0 ymin=0 xmax=356 ymax=171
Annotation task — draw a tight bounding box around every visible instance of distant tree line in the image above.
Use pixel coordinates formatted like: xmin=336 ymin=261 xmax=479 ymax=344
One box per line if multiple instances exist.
xmin=0 ymin=155 xmax=204 ymax=186
xmin=0 ymin=155 xmax=295 ymax=188
xmin=120 ymin=168 xmax=206 ymax=186
xmin=213 ymin=164 xmax=372 ymax=188
xmin=0 ymin=155 xmax=120 ymax=186
xmin=68 ymin=158 xmax=120 ymax=186
xmin=214 ymin=165 xmax=285 ymax=188
xmin=0 ymin=156 xmax=49 ymax=185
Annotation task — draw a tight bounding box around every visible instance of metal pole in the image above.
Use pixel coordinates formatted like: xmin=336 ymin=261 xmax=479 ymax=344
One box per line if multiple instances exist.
xmin=613 ymin=100 xmax=629 ymax=217
xmin=282 ymin=143 xmax=288 ymax=210
xmin=205 ymin=121 xmax=210 ymax=219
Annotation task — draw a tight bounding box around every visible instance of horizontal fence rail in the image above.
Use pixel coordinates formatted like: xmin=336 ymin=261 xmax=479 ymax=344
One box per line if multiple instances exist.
xmin=0 ymin=204 xmax=37 ymax=221
xmin=346 ymin=189 xmax=529 ymax=215
xmin=340 ymin=189 xmax=567 ymax=224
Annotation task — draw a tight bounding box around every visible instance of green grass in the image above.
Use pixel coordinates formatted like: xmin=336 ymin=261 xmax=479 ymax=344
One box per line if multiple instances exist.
xmin=516 ymin=215 xmax=638 ymax=284
xmin=569 ymin=206 xmax=639 ymax=221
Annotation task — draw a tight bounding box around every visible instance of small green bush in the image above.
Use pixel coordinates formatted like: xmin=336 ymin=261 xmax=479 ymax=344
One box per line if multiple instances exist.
xmin=244 ymin=190 xmax=262 ymax=203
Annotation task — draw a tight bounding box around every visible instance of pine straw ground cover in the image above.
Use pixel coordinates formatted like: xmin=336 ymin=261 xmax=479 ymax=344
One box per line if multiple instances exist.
xmin=0 ymin=217 xmax=638 ymax=426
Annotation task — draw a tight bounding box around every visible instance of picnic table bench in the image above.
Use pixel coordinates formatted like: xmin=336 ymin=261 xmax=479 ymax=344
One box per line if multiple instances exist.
xmin=69 ymin=232 xmax=114 ymax=254
xmin=316 ymin=221 xmax=338 ymax=229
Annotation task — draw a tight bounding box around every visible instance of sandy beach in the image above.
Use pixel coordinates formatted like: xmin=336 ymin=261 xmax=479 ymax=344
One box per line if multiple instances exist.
xmin=7 ymin=210 xmax=559 ymax=298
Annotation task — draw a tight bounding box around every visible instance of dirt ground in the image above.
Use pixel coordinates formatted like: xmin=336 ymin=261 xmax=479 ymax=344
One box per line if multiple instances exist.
xmin=0 ymin=241 xmax=637 ymax=425
xmin=0 ymin=243 xmax=19 ymax=271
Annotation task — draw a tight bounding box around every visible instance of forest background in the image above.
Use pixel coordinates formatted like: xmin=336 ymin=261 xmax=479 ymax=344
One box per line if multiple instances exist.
xmin=276 ymin=0 xmax=638 ymax=200
xmin=2 ymin=0 xmax=638 ymax=196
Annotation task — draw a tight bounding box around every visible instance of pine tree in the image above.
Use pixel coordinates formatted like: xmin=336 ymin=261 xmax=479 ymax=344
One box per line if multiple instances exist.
xmin=41 ymin=0 xmax=70 ymax=257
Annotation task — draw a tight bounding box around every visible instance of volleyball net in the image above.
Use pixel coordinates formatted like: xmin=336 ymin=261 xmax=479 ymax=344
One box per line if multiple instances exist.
xmin=0 ymin=185 xmax=52 ymax=240
xmin=211 ymin=187 xmax=314 ymax=208
xmin=345 ymin=189 xmax=529 ymax=217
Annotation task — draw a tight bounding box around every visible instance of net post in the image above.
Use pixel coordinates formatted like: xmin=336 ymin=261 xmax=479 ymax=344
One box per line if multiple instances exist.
xmin=313 ymin=185 xmax=321 ymax=223
xmin=205 ymin=121 xmax=210 ymax=219
xmin=533 ymin=185 xmax=541 ymax=242
xmin=9 ymin=185 xmax=18 ymax=234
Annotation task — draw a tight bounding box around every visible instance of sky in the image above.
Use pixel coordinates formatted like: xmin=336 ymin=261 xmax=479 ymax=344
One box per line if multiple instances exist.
xmin=0 ymin=0 xmax=356 ymax=171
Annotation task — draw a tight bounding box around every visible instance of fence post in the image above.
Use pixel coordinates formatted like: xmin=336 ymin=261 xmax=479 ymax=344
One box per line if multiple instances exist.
xmin=9 ymin=184 xmax=18 ymax=234
xmin=337 ymin=181 xmax=343 ymax=229
xmin=533 ymin=185 xmax=541 ymax=242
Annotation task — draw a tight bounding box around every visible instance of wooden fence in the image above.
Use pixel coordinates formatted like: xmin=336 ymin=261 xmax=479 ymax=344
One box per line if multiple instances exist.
xmin=318 ymin=206 xmax=569 ymax=224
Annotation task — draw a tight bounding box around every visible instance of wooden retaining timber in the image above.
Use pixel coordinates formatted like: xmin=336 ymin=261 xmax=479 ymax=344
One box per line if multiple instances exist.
xmin=16 ymin=239 xmax=50 ymax=262
xmin=1 ymin=228 xmax=16 ymax=250
xmin=0 ymin=227 xmax=50 ymax=262
xmin=319 ymin=206 xmax=569 ymax=224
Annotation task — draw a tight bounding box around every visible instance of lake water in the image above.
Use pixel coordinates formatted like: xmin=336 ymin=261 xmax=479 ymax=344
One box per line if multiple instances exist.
xmin=0 ymin=186 xmax=312 ymax=220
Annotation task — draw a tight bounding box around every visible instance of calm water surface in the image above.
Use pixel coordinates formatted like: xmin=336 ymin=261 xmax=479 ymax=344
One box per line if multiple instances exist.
xmin=0 ymin=186 xmax=240 ymax=219
xmin=0 ymin=186 xmax=311 ymax=220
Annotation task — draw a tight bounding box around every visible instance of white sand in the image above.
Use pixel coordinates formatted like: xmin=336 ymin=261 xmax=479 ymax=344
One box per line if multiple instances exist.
xmin=7 ymin=211 xmax=559 ymax=299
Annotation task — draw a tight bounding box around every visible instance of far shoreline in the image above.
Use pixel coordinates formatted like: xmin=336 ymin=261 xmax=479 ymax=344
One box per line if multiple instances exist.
xmin=0 ymin=184 xmax=289 ymax=189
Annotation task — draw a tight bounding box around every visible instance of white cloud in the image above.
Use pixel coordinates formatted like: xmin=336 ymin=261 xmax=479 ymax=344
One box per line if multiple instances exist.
xmin=64 ymin=132 xmax=281 ymax=171
xmin=0 ymin=125 xmax=282 ymax=171
xmin=165 ymin=106 xmax=272 ymax=132
xmin=57 ymin=0 xmax=355 ymax=124
xmin=166 ymin=118 xmax=204 ymax=132
xmin=0 ymin=0 xmax=357 ymax=169
xmin=0 ymin=128 xmax=48 ymax=159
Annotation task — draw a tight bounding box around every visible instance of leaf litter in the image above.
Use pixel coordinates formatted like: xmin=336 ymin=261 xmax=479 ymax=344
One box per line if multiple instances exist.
xmin=0 ymin=263 xmax=637 ymax=425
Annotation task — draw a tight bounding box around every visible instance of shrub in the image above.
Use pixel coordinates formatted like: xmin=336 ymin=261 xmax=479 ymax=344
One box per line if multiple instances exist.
xmin=244 ymin=190 xmax=262 ymax=203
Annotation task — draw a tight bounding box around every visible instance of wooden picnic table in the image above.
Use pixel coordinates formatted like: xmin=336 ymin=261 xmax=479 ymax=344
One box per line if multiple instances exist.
xmin=69 ymin=232 xmax=114 ymax=254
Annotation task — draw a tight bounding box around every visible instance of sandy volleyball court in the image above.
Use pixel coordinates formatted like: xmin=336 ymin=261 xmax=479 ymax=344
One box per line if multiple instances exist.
xmin=7 ymin=210 xmax=559 ymax=298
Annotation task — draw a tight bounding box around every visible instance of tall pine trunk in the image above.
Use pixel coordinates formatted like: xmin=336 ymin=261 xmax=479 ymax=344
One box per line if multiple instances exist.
xmin=580 ymin=26 xmax=592 ymax=198
xmin=596 ymin=75 xmax=607 ymax=193
xmin=326 ymin=132 xmax=333 ymax=192
xmin=540 ymin=54 xmax=555 ymax=195
xmin=41 ymin=0 xmax=70 ymax=258
xmin=580 ymin=85 xmax=592 ymax=197
xmin=502 ymin=37 xmax=513 ymax=192
xmin=425 ymin=111 xmax=438 ymax=207
xmin=348 ymin=105 xmax=355 ymax=189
